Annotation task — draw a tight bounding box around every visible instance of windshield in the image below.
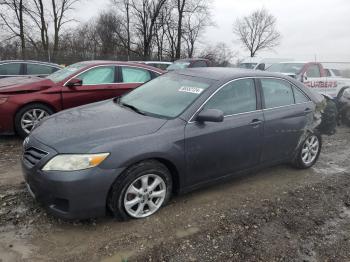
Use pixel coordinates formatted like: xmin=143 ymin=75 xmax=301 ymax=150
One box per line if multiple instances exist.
xmin=120 ymin=73 xmax=212 ymax=118
xmin=238 ymin=63 xmax=258 ymax=69
xmin=46 ymin=63 xmax=86 ymax=83
xmin=167 ymin=61 xmax=191 ymax=71
xmin=266 ymin=63 xmax=305 ymax=74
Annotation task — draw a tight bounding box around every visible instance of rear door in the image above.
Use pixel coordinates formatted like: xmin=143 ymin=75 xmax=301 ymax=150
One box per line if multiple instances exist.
xmin=260 ymin=78 xmax=314 ymax=164
xmin=185 ymin=78 xmax=264 ymax=185
xmin=61 ymin=65 xmax=118 ymax=109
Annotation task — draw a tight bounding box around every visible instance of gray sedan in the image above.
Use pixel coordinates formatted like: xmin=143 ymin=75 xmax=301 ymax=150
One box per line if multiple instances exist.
xmin=22 ymin=68 xmax=326 ymax=220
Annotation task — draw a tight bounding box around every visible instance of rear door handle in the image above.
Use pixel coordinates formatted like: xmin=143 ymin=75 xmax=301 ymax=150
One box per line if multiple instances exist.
xmin=249 ymin=119 xmax=263 ymax=127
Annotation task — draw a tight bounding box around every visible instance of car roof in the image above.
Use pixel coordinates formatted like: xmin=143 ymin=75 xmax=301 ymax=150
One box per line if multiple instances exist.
xmin=76 ymin=60 xmax=165 ymax=73
xmin=0 ymin=60 xmax=62 ymax=68
xmin=174 ymin=67 xmax=323 ymax=103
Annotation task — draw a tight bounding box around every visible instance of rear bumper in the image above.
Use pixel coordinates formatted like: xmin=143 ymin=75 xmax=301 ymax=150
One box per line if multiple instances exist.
xmin=21 ymin=136 xmax=124 ymax=220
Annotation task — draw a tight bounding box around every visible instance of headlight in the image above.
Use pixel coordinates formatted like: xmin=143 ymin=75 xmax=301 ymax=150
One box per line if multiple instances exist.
xmin=0 ymin=97 xmax=8 ymax=105
xmin=42 ymin=153 xmax=110 ymax=171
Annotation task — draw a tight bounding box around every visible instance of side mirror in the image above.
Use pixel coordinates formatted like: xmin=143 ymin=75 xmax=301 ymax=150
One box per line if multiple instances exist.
xmin=301 ymin=72 xmax=308 ymax=82
xmin=256 ymin=63 xmax=265 ymax=71
xmin=66 ymin=78 xmax=82 ymax=88
xmin=196 ymin=109 xmax=224 ymax=123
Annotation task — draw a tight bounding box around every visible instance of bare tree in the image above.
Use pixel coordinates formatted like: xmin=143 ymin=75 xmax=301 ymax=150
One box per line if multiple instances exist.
xmin=129 ymin=0 xmax=167 ymax=59
xmin=51 ymin=0 xmax=79 ymax=59
xmin=233 ymin=8 xmax=281 ymax=57
xmin=26 ymin=0 xmax=50 ymax=57
xmin=200 ymin=42 xmax=237 ymax=66
xmin=0 ymin=0 xmax=27 ymax=58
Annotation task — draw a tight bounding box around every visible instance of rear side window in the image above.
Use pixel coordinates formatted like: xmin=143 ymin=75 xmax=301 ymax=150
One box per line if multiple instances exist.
xmin=293 ymin=86 xmax=310 ymax=103
xmin=204 ymin=79 xmax=257 ymax=115
xmin=261 ymin=79 xmax=294 ymax=108
xmin=27 ymin=63 xmax=56 ymax=75
xmin=0 ymin=63 xmax=21 ymax=75
xmin=78 ymin=66 xmax=115 ymax=85
xmin=306 ymin=65 xmax=321 ymax=77
xmin=191 ymin=61 xmax=208 ymax=68
xmin=121 ymin=67 xmax=151 ymax=83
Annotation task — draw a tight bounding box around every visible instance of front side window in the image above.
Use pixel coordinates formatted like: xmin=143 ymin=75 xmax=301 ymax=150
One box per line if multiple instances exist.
xmin=261 ymin=79 xmax=294 ymax=108
xmin=77 ymin=66 xmax=115 ymax=85
xmin=0 ymin=63 xmax=21 ymax=75
xmin=204 ymin=79 xmax=257 ymax=115
xmin=27 ymin=63 xmax=56 ymax=75
xmin=121 ymin=67 xmax=151 ymax=83
xmin=306 ymin=65 xmax=321 ymax=78
xmin=120 ymin=74 xmax=212 ymax=118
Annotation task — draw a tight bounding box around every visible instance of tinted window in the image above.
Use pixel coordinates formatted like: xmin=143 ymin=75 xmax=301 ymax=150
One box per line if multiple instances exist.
xmin=192 ymin=61 xmax=207 ymax=68
xmin=261 ymin=79 xmax=294 ymax=108
xmin=78 ymin=66 xmax=115 ymax=85
xmin=120 ymin=74 xmax=211 ymax=118
xmin=122 ymin=67 xmax=151 ymax=83
xmin=306 ymin=65 xmax=321 ymax=77
xmin=293 ymin=86 xmax=309 ymax=103
xmin=0 ymin=63 xmax=21 ymax=75
xmin=204 ymin=79 xmax=256 ymax=115
xmin=27 ymin=63 xmax=56 ymax=75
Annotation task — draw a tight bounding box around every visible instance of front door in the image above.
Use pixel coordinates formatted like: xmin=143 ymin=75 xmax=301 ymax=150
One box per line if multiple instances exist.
xmin=61 ymin=65 xmax=119 ymax=109
xmin=184 ymin=78 xmax=264 ymax=186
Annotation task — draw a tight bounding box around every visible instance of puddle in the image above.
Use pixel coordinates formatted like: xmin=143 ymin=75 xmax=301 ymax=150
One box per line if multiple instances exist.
xmin=100 ymin=250 xmax=135 ymax=262
xmin=175 ymin=227 xmax=200 ymax=238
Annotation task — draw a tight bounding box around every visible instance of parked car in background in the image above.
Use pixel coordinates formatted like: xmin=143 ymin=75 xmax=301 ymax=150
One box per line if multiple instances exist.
xmin=133 ymin=61 xmax=172 ymax=70
xmin=324 ymin=68 xmax=343 ymax=78
xmin=22 ymin=68 xmax=329 ymax=220
xmin=167 ymin=58 xmax=210 ymax=71
xmin=266 ymin=61 xmax=350 ymax=98
xmin=0 ymin=60 xmax=62 ymax=78
xmin=238 ymin=58 xmax=293 ymax=71
xmin=0 ymin=61 xmax=163 ymax=137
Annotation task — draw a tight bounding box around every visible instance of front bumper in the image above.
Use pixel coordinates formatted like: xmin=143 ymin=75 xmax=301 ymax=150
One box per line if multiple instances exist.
xmin=21 ymin=136 xmax=123 ymax=220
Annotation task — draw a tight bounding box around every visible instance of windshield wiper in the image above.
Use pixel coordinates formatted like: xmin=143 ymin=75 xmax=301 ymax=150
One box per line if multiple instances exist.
xmin=120 ymin=102 xmax=146 ymax=115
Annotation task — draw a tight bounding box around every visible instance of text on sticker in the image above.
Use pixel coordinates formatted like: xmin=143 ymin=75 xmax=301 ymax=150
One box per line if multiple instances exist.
xmin=179 ymin=86 xmax=204 ymax=94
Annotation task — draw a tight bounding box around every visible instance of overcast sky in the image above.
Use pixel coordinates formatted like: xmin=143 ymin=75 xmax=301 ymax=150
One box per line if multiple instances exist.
xmin=75 ymin=0 xmax=350 ymax=62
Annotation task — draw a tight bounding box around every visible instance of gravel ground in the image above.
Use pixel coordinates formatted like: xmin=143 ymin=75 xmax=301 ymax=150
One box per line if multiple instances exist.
xmin=0 ymin=127 xmax=350 ymax=261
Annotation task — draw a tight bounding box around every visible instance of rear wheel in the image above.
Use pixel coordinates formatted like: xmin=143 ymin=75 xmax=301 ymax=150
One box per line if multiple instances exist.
xmin=108 ymin=160 xmax=172 ymax=220
xmin=292 ymin=133 xmax=322 ymax=169
xmin=15 ymin=103 xmax=53 ymax=138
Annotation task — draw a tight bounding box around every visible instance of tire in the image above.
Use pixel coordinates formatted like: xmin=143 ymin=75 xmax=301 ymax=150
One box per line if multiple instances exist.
xmin=292 ymin=133 xmax=322 ymax=169
xmin=14 ymin=103 xmax=54 ymax=138
xmin=108 ymin=160 xmax=172 ymax=220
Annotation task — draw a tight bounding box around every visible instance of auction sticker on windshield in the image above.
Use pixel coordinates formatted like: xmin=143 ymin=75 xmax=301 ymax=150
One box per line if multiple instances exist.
xmin=179 ymin=86 xmax=204 ymax=94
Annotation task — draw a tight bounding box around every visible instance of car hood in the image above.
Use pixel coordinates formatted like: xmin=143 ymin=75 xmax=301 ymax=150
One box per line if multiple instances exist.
xmin=31 ymin=99 xmax=168 ymax=153
xmin=0 ymin=76 xmax=54 ymax=94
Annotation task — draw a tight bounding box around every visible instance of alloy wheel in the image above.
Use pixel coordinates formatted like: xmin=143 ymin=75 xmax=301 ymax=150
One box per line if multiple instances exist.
xmin=123 ymin=174 xmax=166 ymax=218
xmin=301 ymin=135 xmax=320 ymax=165
xmin=21 ymin=109 xmax=49 ymax=134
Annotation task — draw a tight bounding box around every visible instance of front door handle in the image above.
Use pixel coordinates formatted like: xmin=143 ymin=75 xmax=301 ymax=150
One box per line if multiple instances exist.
xmin=249 ymin=119 xmax=263 ymax=128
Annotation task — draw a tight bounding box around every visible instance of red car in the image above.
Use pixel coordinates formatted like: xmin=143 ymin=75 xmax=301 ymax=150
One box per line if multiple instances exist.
xmin=0 ymin=61 xmax=164 ymax=137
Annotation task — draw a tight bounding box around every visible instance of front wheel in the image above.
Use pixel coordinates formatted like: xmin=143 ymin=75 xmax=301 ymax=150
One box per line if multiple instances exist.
xmin=292 ymin=133 xmax=322 ymax=169
xmin=15 ymin=103 xmax=53 ymax=138
xmin=108 ymin=160 xmax=172 ymax=220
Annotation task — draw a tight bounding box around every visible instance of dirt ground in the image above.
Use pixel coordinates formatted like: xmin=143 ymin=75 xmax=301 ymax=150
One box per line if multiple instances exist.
xmin=0 ymin=127 xmax=350 ymax=262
